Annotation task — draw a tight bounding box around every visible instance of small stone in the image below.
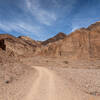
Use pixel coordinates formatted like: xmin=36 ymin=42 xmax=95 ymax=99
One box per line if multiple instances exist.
xmin=5 ymin=80 xmax=10 ymax=84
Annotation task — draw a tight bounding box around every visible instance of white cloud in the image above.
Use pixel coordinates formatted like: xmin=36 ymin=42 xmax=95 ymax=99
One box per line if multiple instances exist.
xmin=36 ymin=10 xmax=56 ymax=25
xmin=52 ymin=0 xmax=78 ymax=14
xmin=0 ymin=23 xmax=18 ymax=32
xmin=51 ymin=0 xmax=61 ymax=8
xmin=25 ymin=0 xmax=78 ymax=26
xmin=25 ymin=0 xmax=57 ymax=25
xmin=0 ymin=0 xmax=79 ymax=40
xmin=71 ymin=17 xmax=100 ymax=32
xmin=17 ymin=22 xmax=43 ymax=36
xmin=71 ymin=26 xmax=79 ymax=32
xmin=0 ymin=20 xmax=45 ymax=38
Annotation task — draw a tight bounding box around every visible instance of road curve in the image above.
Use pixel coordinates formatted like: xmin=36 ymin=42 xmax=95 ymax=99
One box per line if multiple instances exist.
xmin=25 ymin=66 xmax=100 ymax=100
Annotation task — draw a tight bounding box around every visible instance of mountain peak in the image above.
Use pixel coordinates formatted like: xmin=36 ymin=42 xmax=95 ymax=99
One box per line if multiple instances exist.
xmin=55 ymin=32 xmax=66 ymax=37
xmin=18 ymin=36 xmax=33 ymax=41
xmin=42 ymin=32 xmax=66 ymax=45
xmin=87 ymin=21 xmax=100 ymax=30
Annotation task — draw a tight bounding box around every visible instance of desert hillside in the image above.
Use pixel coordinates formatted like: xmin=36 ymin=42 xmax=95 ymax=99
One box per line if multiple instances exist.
xmin=0 ymin=22 xmax=100 ymax=60
xmin=40 ymin=22 xmax=100 ymax=59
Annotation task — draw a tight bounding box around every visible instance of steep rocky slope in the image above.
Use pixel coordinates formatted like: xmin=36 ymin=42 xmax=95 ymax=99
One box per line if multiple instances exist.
xmin=40 ymin=22 xmax=100 ymax=59
xmin=18 ymin=36 xmax=41 ymax=47
xmin=42 ymin=32 xmax=67 ymax=45
xmin=0 ymin=34 xmax=40 ymax=63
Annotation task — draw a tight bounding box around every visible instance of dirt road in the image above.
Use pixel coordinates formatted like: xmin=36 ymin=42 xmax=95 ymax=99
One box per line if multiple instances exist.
xmin=24 ymin=66 xmax=100 ymax=100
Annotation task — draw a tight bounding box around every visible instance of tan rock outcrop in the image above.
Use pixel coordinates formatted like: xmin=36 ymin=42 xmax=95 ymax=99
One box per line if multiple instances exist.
xmin=0 ymin=34 xmax=37 ymax=58
xmin=40 ymin=22 xmax=100 ymax=59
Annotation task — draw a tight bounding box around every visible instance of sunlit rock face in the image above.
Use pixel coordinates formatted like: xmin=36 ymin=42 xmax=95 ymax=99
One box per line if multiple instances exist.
xmin=42 ymin=32 xmax=67 ymax=45
xmin=0 ymin=34 xmax=38 ymax=58
xmin=40 ymin=22 xmax=100 ymax=60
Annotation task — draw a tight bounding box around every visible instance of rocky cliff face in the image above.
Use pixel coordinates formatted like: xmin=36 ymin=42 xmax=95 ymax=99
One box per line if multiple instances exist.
xmin=42 ymin=32 xmax=67 ymax=45
xmin=18 ymin=36 xmax=41 ymax=47
xmin=0 ymin=22 xmax=100 ymax=60
xmin=39 ymin=22 xmax=100 ymax=59
xmin=0 ymin=34 xmax=38 ymax=59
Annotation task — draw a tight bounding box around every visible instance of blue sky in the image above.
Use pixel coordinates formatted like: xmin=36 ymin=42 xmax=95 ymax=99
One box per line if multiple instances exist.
xmin=0 ymin=0 xmax=100 ymax=40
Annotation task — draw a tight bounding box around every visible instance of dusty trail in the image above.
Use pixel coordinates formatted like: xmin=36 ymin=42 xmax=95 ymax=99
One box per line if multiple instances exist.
xmin=24 ymin=66 xmax=100 ymax=100
xmin=25 ymin=66 xmax=56 ymax=100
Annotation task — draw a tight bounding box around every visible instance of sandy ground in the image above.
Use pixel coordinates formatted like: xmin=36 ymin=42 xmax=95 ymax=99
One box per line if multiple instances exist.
xmin=0 ymin=56 xmax=100 ymax=100
xmin=24 ymin=66 xmax=100 ymax=100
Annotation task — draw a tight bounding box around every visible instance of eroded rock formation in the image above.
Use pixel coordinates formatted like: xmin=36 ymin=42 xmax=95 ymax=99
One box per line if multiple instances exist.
xmin=0 ymin=21 xmax=100 ymax=60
